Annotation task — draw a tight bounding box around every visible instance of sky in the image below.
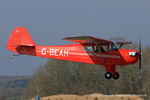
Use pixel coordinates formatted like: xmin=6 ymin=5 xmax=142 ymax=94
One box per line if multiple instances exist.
xmin=0 ymin=0 xmax=150 ymax=76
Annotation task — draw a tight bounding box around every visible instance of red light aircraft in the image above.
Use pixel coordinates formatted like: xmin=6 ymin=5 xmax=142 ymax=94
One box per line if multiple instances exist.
xmin=7 ymin=27 xmax=142 ymax=79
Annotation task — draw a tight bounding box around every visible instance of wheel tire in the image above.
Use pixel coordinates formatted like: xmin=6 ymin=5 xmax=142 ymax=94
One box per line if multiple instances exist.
xmin=113 ymin=72 xmax=120 ymax=80
xmin=105 ymin=72 xmax=112 ymax=79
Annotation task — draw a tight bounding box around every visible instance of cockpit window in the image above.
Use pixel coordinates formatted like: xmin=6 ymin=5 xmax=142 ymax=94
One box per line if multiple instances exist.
xmin=111 ymin=44 xmax=118 ymax=51
xmin=84 ymin=45 xmax=109 ymax=53
xmin=102 ymin=46 xmax=108 ymax=52
xmin=94 ymin=45 xmax=108 ymax=53
xmin=84 ymin=46 xmax=93 ymax=52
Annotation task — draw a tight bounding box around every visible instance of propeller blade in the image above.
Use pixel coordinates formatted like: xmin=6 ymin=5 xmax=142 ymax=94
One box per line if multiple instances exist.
xmin=139 ymin=53 xmax=141 ymax=69
xmin=139 ymin=38 xmax=142 ymax=69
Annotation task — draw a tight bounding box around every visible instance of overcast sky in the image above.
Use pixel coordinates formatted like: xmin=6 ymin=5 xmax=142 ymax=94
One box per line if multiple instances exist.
xmin=1 ymin=0 xmax=150 ymax=76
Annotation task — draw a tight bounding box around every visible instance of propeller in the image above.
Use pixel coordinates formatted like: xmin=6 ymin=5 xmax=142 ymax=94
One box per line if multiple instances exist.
xmin=138 ymin=38 xmax=142 ymax=69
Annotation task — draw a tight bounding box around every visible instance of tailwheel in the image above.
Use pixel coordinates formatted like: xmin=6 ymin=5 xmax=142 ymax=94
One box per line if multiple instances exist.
xmin=112 ymin=72 xmax=120 ymax=80
xmin=105 ymin=72 xmax=113 ymax=79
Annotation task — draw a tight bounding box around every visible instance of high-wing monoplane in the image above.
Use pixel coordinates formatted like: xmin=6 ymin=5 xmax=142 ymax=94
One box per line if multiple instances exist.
xmin=7 ymin=27 xmax=142 ymax=79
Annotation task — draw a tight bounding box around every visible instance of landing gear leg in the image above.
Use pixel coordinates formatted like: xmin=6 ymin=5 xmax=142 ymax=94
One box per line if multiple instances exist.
xmin=111 ymin=66 xmax=120 ymax=80
xmin=104 ymin=65 xmax=120 ymax=80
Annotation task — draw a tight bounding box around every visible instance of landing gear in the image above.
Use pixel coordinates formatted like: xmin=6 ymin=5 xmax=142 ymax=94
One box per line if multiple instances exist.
xmin=105 ymin=72 xmax=113 ymax=79
xmin=112 ymin=72 xmax=119 ymax=80
xmin=105 ymin=72 xmax=120 ymax=80
xmin=104 ymin=65 xmax=120 ymax=80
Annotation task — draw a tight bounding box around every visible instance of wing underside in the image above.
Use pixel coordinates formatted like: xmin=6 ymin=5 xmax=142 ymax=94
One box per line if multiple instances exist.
xmin=63 ymin=36 xmax=132 ymax=45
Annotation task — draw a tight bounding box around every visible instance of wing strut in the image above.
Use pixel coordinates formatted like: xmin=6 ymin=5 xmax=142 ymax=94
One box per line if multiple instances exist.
xmin=95 ymin=43 xmax=104 ymax=64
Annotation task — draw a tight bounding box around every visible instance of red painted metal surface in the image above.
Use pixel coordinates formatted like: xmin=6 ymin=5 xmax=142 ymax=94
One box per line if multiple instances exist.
xmin=7 ymin=27 xmax=139 ymax=77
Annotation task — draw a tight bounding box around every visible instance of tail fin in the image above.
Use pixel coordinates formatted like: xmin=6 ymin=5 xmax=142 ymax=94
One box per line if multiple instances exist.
xmin=7 ymin=27 xmax=36 ymax=53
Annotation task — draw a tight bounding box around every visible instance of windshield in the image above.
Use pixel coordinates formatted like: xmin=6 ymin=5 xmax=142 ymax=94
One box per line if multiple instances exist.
xmin=111 ymin=41 xmax=120 ymax=51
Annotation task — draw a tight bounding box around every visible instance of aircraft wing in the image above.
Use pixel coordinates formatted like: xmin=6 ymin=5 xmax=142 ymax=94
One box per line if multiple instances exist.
xmin=63 ymin=36 xmax=132 ymax=45
xmin=116 ymin=41 xmax=132 ymax=44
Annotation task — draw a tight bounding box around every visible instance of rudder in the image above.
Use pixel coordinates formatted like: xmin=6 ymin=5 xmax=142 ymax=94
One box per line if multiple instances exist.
xmin=7 ymin=27 xmax=36 ymax=53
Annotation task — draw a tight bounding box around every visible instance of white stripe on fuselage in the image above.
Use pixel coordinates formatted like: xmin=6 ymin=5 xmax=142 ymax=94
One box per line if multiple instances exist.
xmin=41 ymin=48 xmax=120 ymax=58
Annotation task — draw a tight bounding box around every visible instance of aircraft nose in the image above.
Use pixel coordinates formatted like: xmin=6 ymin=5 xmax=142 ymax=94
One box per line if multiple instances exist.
xmin=129 ymin=51 xmax=138 ymax=58
xmin=126 ymin=50 xmax=139 ymax=64
xmin=119 ymin=49 xmax=139 ymax=65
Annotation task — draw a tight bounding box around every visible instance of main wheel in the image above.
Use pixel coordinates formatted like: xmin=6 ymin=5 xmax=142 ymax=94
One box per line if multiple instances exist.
xmin=112 ymin=72 xmax=120 ymax=80
xmin=105 ymin=72 xmax=112 ymax=79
